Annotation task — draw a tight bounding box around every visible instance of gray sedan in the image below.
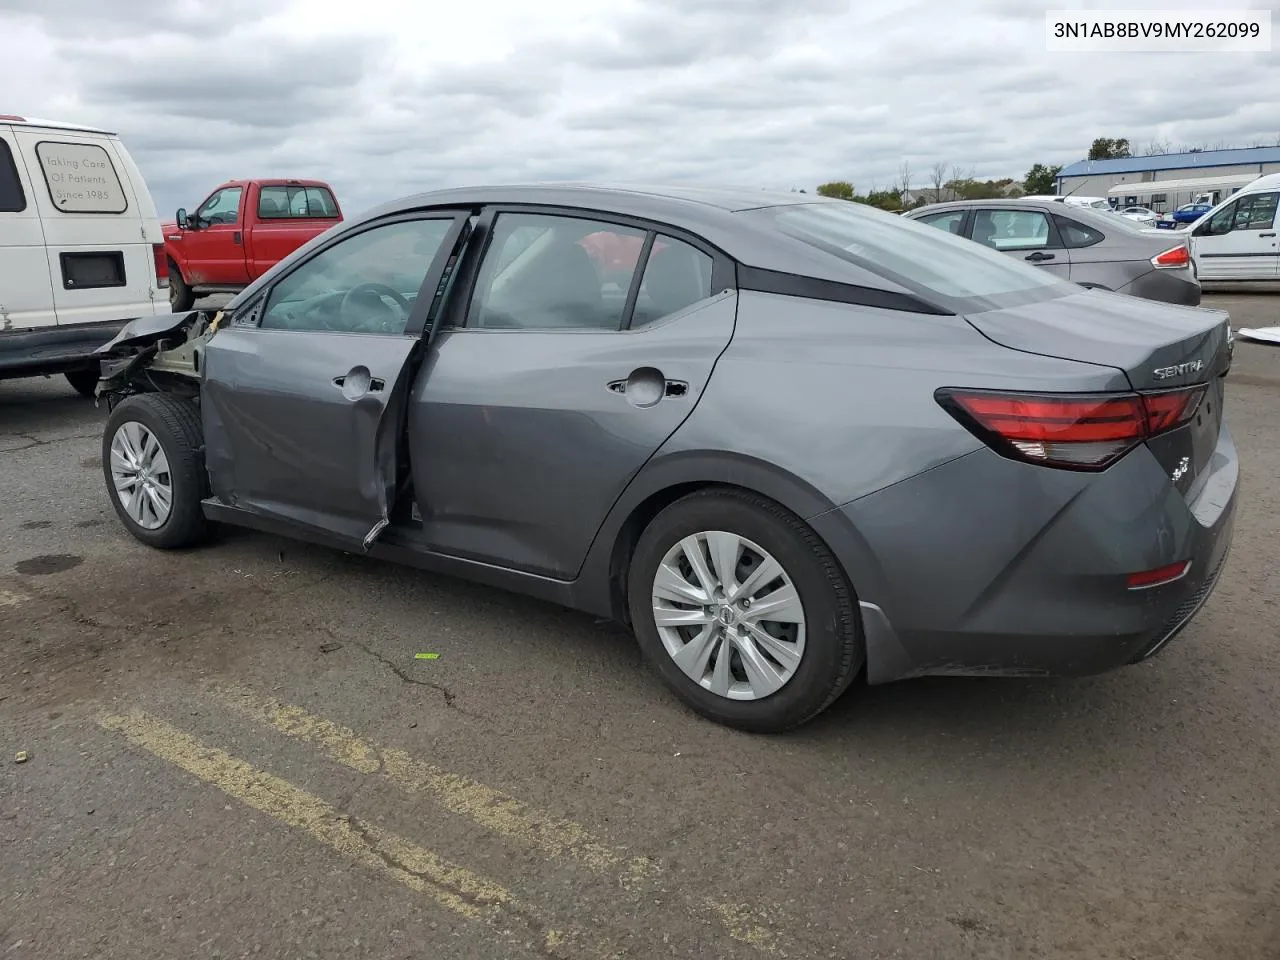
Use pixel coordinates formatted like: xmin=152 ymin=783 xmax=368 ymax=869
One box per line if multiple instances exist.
xmin=904 ymin=198 xmax=1201 ymax=305
xmin=92 ymin=184 xmax=1236 ymax=733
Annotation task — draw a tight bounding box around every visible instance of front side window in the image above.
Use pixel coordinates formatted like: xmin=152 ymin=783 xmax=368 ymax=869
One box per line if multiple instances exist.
xmin=0 ymin=139 xmax=24 ymax=213
xmin=467 ymin=213 xmax=645 ymax=330
xmin=756 ymin=201 xmax=1070 ymax=313
xmin=198 ymin=187 xmax=243 ymax=226
xmin=260 ymin=217 xmax=454 ymax=335
xmin=917 ymin=210 xmax=966 ymax=235
xmin=630 ymin=236 xmax=714 ymax=327
xmin=971 ymin=209 xmax=1054 ymax=251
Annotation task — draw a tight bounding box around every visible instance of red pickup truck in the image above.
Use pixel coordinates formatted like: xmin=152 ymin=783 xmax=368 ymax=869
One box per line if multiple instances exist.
xmin=163 ymin=178 xmax=343 ymax=311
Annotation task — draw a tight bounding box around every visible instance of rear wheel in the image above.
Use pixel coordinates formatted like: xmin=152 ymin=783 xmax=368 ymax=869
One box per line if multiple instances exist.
xmin=627 ymin=488 xmax=863 ymax=733
xmin=102 ymin=394 xmax=211 ymax=549
xmin=64 ymin=367 xmax=100 ymax=397
xmin=169 ymin=265 xmax=195 ymax=312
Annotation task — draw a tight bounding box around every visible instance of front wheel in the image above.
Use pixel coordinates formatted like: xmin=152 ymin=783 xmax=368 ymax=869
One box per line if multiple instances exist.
xmin=627 ymin=488 xmax=864 ymax=733
xmin=102 ymin=394 xmax=211 ymax=549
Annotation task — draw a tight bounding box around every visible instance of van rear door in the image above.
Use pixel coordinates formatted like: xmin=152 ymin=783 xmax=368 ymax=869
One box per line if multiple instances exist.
xmin=0 ymin=125 xmax=57 ymax=333
xmin=13 ymin=128 xmax=162 ymax=328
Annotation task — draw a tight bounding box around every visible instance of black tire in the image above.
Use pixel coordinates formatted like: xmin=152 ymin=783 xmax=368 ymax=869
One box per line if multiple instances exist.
xmin=627 ymin=488 xmax=863 ymax=733
xmin=102 ymin=394 xmax=211 ymax=549
xmin=65 ymin=367 xmax=100 ymax=397
xmin=169 ymin=265 xmax=195 ymax=312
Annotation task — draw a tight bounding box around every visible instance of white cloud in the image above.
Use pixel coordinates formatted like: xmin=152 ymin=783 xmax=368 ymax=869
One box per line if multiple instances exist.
xmin=2 ymin=0 xmax=1278 ymax=217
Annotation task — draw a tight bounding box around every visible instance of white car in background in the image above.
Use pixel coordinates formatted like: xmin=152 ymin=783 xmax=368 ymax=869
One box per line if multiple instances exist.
xmin=1118 ymin=206 xmax=1159 ymax=226
xmin=1186 ymin=172 xmax=1280 ymax=281
xmin=0 ymin=115 xmax=168 ymax=395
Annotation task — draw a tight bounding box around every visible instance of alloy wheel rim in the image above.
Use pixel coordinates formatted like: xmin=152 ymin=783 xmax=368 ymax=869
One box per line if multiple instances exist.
xmin=650 ymin=531 xmax=807 ymax=701
xmin=109 ymin=421 xmax=173 ymax=530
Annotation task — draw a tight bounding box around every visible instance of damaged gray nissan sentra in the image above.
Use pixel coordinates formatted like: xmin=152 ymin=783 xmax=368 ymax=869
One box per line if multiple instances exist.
xmin=91 ymin=183 xmax=1239 ymax=733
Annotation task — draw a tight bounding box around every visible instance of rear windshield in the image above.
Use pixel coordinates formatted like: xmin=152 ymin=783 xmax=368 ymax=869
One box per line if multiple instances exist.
xmin=753 ymin=202 xmax=1076 ymax=314
xmin=33 ymin=140 xmax=128 ymax=214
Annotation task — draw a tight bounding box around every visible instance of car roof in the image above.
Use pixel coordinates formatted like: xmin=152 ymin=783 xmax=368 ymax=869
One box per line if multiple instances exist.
xmin=367 ymin=182 xmax=818 ymax=219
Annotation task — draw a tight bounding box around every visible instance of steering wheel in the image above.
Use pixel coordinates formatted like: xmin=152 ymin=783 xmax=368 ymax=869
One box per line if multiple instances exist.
xmin=339 ymin=283 xmax=412 ymax=332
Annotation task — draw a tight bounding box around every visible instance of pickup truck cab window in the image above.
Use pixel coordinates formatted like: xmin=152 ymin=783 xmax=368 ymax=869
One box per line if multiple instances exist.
xmin=259 ymin=217 xmax=455 ymax=335
xmin=197 ymin=187 xmax=243 ymax=226
xmin=259 ymin=184 xmax=341 ymax=220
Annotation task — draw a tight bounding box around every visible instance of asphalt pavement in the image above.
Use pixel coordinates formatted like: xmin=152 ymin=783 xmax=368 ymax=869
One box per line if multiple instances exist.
xmin=2 ymin=292 xmax=1279 ymax=960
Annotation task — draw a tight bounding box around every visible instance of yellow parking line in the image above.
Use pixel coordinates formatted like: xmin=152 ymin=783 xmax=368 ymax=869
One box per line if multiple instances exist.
xmin=98 ymin=709 xmax=617 ymax=960
xmin=216 ymin=686 xmax=654 ymax=881
xmin=214 ymin=686 xmax=782 ymax=953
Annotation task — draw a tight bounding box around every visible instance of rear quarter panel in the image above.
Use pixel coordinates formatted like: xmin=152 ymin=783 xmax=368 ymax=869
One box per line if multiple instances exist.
xmin=657 ymin=290 xmax=1132 ymax=510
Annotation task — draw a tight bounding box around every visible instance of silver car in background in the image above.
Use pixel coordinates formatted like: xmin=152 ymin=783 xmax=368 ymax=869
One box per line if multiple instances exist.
xmin=904 ymin=198 xmax=1201 ymax=306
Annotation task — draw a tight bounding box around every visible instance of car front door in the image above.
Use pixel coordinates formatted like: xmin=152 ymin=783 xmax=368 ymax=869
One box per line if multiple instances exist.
xmin=200 ymin=210 xmax=472 ymax=548
xmin=1191 ymin=191 xmax=1280 ymax=280
xmin=180 ymin=186 xmax=251 ymax=286
xmin=406 ymin=208 xmax=737 ymax=579
xmin=968 ymin=207 xmax=1072 ymax=279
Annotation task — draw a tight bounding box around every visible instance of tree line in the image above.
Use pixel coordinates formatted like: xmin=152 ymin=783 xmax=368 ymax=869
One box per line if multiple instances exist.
xmin=809 ymin=134 xmax=1280 ymax=212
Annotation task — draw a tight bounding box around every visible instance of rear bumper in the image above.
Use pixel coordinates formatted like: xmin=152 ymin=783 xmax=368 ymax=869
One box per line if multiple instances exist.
xmin=1120 ymin=269 xmax=1202 ymax=306
xmin=0 ymin=320 xmax=131 ymax=377
xmin=813 ymin=425 xmax=1239 ymax=683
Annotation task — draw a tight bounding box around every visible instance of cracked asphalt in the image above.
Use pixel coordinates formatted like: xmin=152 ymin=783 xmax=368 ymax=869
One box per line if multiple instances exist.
xmin=3 ymin=291 xmax=1280 ymax=960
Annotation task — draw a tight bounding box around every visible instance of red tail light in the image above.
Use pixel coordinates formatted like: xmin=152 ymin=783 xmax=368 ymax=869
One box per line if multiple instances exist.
xmin=1151 ymin=244 xmax=1190 ymax=269
xmin=152 ymin=243 xmax=169 ymax=288
xmin=0 ymin=114 xmax=26 ymax=121
xmin=936 ymin=385 xmax=1207 ymax=471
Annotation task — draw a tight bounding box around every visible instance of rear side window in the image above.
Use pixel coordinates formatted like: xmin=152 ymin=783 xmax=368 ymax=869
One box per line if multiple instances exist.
xmin=758 ymin=202 xmax=1070 ymax=313
xmin=0 ymin=139 xmax=24 ymax=212
xmin=1056 ymin=216 xmax=1104 ymax=248
xmin=34 ymin=141 xmax=127 ymax=213
xmin=258 ymin=185 xmax=340 ymax=219
xmin=971 ymin=209 xmax=1054 ymax=251
xmin=631 ymin=237 xmax=714 ymax=327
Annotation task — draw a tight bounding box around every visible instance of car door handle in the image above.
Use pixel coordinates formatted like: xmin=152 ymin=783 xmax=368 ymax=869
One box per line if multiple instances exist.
xmin=333 ymin=373 xmax=385 ymax=393
xmin=1025 ymin=251 xmax=1055 ymax=261
xmin=607 ymin=368 xmax=687 ymax=407
xmin=1260 ymin=232 xmax=1277 ymax=237
xmin=233 ymin=231 xmax=242 ymax=245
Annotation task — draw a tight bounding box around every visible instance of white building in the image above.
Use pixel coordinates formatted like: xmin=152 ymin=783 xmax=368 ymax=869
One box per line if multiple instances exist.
xmin=1056 ymin=146 xmax=1280 ymax=213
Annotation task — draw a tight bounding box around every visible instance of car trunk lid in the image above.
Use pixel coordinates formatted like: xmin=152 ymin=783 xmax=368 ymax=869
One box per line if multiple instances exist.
xmin=963 ymin=289 xmax=1231 ymax=497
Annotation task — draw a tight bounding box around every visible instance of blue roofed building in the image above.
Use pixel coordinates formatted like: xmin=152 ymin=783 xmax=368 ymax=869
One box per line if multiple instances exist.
xmin=1056 ymin=146 xmax=1280 ymax=213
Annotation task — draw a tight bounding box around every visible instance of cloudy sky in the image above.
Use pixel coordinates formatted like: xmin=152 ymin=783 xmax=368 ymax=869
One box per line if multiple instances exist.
xmin=3 ymin=0 xmax=1279 ymax=218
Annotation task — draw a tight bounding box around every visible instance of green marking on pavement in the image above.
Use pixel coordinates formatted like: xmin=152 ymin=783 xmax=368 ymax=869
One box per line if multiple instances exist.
xmin=415 ymin=653 xmax=440 ymax=660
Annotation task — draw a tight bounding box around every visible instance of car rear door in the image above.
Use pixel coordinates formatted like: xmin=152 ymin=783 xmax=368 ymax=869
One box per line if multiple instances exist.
xmin=201 ymin=209 xmax=473 ymax=549
xmin=0 ymin=126 xmax=57 ymax=335
xmin=1191 ymin=190 xmax=1280 ymax=279
xmin=968 ymin=207 xmax=1072 ymax=279
xmin=12 ymin=130 xmax=157 ymax=329
xmin=406 ymin=207 xmax=737 ymax=579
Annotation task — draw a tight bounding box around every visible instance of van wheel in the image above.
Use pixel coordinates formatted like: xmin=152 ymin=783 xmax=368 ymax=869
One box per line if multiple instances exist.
xmin=65 ymin=367 xmax=100 ymax=398
xmin=169 ymin=266 xmax=195 ymax=312
xmin=102 ymin=394 xmax=211 ymax=549
xmin=627 ymin=488 xmax=864 ymax=733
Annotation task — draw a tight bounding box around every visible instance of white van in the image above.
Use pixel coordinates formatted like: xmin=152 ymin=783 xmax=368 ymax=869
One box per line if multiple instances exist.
xmin=1 ymin=115 xmax=168 ymax=395
xmin=1187 ymin=172 xmax=1280 ymax=281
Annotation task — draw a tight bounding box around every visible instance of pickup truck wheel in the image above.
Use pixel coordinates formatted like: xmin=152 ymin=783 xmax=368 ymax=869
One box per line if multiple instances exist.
xmin=102 ymin=394 xmax=211 ymax=549
xmin=169 ymin=266 xmax=195 ymax=312
xmin=64 ymin=367 xmax=100 ymax=398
